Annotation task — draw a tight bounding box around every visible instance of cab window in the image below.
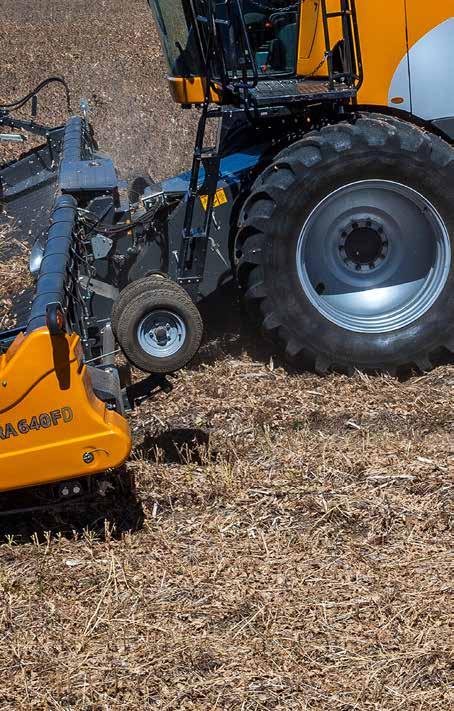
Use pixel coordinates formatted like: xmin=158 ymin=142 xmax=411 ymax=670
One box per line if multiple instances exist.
xmin=242 ymin=0 xmax=299 ymax=75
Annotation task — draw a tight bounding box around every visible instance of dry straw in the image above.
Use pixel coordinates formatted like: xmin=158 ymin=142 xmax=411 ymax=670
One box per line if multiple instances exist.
xmin=0 ymin=286 xmax=452 ymax=707
xmin=0 ymin=1 xmax=452 ymax=704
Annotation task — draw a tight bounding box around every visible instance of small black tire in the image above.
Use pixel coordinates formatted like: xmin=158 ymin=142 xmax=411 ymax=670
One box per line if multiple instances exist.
xmin=111 ymin=274 xmax=167 ymax=337
xmin=236 ymin=114 xmax=454 ymax=375
xmin=115 ymin=279 xmax=203 ymax=374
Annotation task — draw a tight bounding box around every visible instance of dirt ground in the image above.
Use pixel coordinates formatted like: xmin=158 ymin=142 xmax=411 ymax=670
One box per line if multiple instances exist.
xmin=0 ymin=2 xmax=453 ymax=709
xmin=1 ymin=0 xmax=196 ymax=179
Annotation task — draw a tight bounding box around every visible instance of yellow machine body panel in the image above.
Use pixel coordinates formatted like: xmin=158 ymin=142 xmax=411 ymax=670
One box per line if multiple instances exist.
xmin=0 ymin=329 xmax=132 ymax=492
xmin=354 ymin=0 xmax=408 ymax=107
xmin=296 ymin=0 xmax=409 ymax=105
xmin=297 ymin=0 xmax=340 ymax=76
xmin=407 ymin=0 xmax=453 ymax=42
xmin=167 ymin=0 xmax=454 ymax=128
xmin=168 ymin=76 xmax=220 ymax=105
xmin=308 ymin=0 xmax=454 ymax=119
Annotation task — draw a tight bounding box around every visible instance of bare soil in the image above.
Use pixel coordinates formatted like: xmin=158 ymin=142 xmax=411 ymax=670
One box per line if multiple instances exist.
xmin=0 ymin=0 xmax=197 ymax=179
xmin=0 ymin=2 xmax=453 ymax=709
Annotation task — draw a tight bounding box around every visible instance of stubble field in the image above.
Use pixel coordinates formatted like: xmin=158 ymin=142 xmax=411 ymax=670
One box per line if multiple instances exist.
xmin=0 ymin=2 xmax=453 ymax=708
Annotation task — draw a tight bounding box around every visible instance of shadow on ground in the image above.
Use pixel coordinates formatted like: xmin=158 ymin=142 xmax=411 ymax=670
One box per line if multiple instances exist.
xmin=136 ymin=427 xmax=214 ymax=465
xmin=195 ymin=281 xmax=280 ymax=369
xmin=0 ymin=471 xmax=144 ymax=544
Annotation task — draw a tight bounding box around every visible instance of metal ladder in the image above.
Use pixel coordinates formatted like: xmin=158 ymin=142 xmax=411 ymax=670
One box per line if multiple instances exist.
xmin=320 ymin=0 xmax=363 ymax=89
xmin=177 ymin=0 xmax=257 ymax=292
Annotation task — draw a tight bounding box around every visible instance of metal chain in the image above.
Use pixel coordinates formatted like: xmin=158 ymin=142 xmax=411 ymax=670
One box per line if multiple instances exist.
xmin=305 ymin=52 xmax=329 ymax=78
xmin=246 ymin=0 xmax=299 ymax=12
xmin=197 ymin=0 xmax=298 ymax=12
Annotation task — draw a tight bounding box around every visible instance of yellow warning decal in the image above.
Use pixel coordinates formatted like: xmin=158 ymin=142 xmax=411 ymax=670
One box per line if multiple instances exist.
xmin=200 ymin=188 xmax=228 ymax=211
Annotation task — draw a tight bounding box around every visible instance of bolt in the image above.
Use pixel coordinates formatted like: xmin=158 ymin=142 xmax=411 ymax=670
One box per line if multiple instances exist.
xmin=83 ymin=452 xmax=95 ymax=464
xmin=1 ymin=381 xmax=7 ymax=388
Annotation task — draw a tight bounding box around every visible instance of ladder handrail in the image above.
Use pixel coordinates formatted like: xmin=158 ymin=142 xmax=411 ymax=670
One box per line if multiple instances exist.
xmin=180 ymin=0 xmax=260 ymax=286
xmin=320 ymin=0 xmax=363 ymax=90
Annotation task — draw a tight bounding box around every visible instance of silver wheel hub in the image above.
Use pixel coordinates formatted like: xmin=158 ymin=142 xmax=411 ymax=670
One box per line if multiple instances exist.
xmin=296 ymin=180 xmax=451 ymax=334
xmin=138 ymin=310 xmax=186 ymax=358
xmin=338 ymin=217 xmax=389 ymax=273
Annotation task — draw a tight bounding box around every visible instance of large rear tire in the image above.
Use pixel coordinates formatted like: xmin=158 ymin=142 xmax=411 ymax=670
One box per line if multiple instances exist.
xmin=236 ymin=115 xmax=454 ymax=374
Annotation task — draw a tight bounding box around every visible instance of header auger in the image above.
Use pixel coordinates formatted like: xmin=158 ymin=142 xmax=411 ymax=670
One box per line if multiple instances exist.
xmin=1 ymin=0 xmax=454 ymax=497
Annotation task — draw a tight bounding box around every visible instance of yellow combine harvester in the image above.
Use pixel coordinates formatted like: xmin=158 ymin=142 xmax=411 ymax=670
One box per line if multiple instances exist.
xmin=1 ymin=0 xmax=453 ymax=499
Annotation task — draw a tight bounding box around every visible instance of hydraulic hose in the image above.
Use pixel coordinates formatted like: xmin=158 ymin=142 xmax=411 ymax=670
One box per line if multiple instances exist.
xmin=0 ymin=76 xmax=72 ymax=114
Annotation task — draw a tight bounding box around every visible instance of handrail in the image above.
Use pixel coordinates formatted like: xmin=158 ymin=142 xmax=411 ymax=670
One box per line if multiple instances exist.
xmin=320 ymin=0 xmax=363 ymax=90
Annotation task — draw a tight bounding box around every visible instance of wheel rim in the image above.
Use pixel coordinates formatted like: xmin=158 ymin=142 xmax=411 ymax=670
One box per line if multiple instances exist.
xmin=296 ymin=180 xmax=451 ymax=333
xmin=137 ymin=310 xmax=187 ymax=358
